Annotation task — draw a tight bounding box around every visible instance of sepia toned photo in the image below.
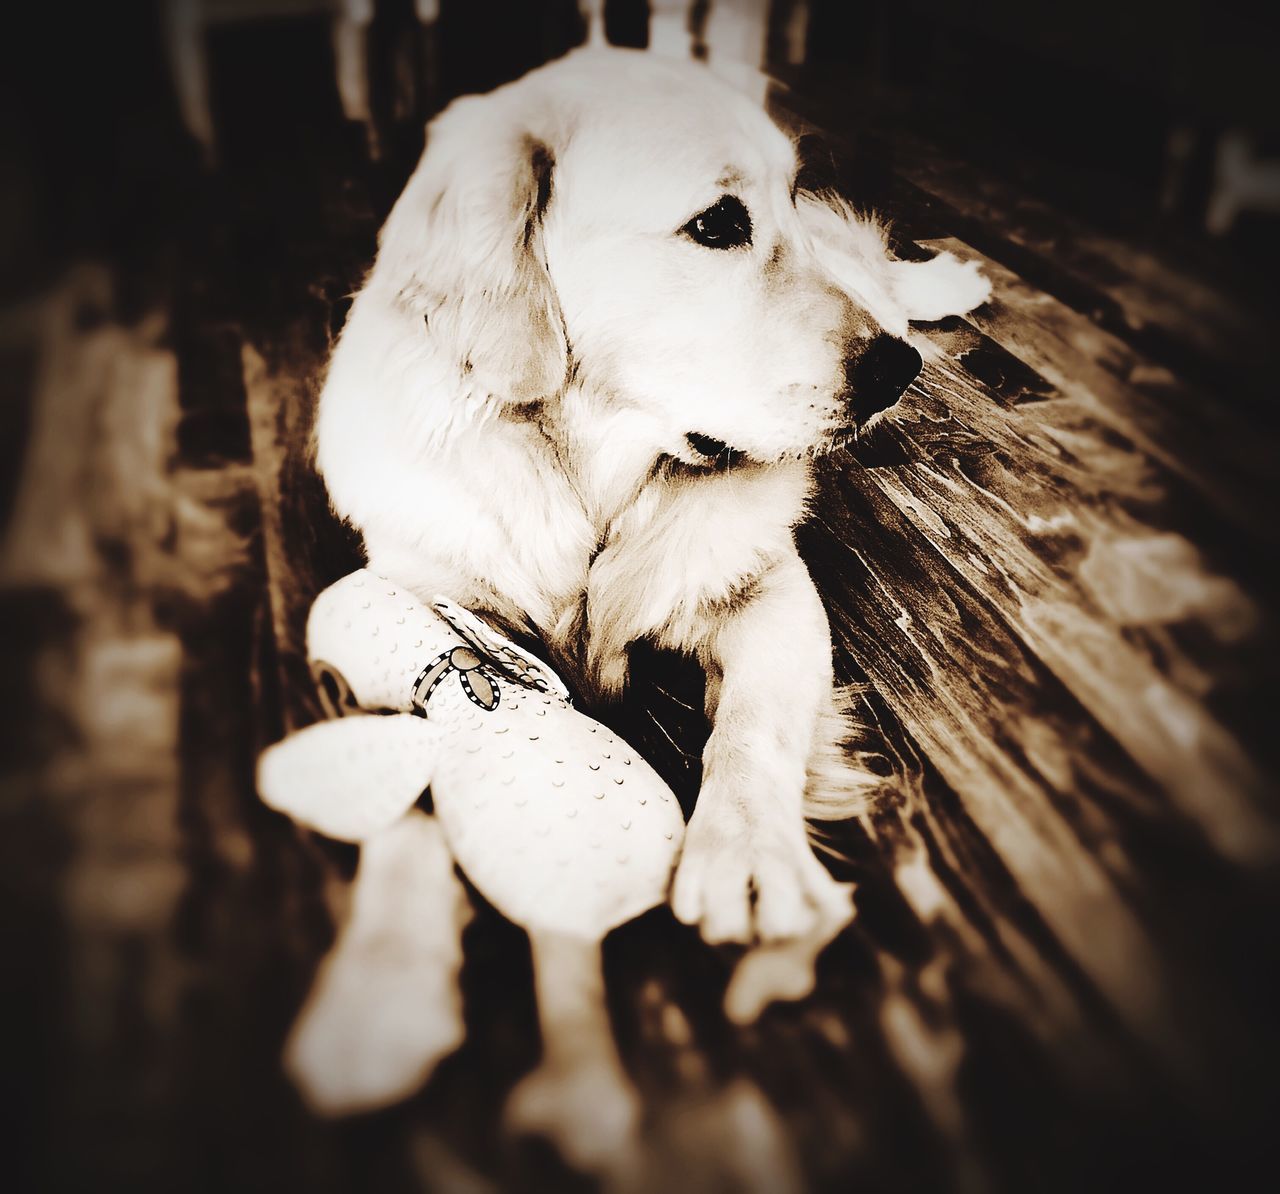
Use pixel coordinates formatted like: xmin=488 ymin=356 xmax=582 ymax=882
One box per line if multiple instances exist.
xmin=2 ymin=2 xmax=1277 ymax=1191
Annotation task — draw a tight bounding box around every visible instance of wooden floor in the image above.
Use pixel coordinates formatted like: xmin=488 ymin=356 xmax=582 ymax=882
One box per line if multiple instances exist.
xmin=4 ymin=37 xmax=1279 ymax=1194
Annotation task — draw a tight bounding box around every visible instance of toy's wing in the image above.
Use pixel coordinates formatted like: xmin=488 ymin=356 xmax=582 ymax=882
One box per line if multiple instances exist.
xmin=432 ymin=596 xmax=571 ymax=700
xmin=257 ymin=714 xmax=443 ymax=843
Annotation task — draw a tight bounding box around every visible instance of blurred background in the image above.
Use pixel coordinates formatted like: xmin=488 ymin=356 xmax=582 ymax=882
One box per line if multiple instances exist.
xmin=6 ymin=0 xmax=1280 ymax=316
xmin=2 ymin=2 xmax=1278 ymax=1193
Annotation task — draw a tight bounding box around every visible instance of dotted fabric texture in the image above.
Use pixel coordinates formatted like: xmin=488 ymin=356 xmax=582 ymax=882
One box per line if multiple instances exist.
xmin=257 ymin=714 xmax=441 ymax=843
xmin=294 ymin=570 xmax=685 ymax=938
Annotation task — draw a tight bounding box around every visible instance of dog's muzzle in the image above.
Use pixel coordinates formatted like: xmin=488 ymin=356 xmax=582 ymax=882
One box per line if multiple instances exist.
xmin=847 ymin=335 xmax=923 ymax=426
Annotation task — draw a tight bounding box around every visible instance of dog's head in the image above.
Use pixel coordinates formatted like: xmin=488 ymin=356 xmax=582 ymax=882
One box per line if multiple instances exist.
xmin=369 ymin=48 xmax=919 ymax=468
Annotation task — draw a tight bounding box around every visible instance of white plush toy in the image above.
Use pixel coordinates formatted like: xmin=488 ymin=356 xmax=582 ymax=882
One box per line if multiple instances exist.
xmin=257 ymin=569 xmax=686 ymax=1171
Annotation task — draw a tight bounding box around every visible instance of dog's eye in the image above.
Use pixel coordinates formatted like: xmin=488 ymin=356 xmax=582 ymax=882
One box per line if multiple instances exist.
xmin=682 ymin=196 xmax=752 ymax=250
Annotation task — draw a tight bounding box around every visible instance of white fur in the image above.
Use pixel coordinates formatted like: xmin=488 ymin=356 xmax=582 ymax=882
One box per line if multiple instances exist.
xmin=316 ymin=47 xmax=989 ymax=943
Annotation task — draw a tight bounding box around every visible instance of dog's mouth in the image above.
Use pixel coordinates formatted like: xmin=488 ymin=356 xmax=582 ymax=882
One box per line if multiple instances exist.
xmin=685 ymin=432 xmax=751 ymax=470
xmin=684 ymin=428 xmax=866 ymax=470
xmin=683 ymin=417 xmax=908 ymax=472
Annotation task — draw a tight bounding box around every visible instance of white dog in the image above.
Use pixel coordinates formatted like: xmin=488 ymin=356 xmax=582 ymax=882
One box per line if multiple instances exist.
xmin=315 ymin=47 xmax=989 ymax=945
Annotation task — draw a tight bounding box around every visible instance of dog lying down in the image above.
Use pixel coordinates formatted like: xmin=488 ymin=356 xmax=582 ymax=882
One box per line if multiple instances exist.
xmin=316 ymin=46 xmax=990 ymax=948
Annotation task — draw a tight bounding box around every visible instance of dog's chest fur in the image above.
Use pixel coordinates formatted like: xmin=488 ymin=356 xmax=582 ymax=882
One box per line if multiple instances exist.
xmin=374 ymin=416 xmax=813 ymax=701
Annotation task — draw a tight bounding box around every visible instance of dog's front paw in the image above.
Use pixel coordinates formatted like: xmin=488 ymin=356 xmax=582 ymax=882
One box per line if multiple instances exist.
xmin=671 ymin=795 xmax=852 ymax=945
xmin=890 ymin=252 xmax=992 ymax=322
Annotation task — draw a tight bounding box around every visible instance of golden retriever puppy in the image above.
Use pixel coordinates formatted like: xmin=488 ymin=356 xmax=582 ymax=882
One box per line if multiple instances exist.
xmin=316 ymin=47 xmax=989 ymax=944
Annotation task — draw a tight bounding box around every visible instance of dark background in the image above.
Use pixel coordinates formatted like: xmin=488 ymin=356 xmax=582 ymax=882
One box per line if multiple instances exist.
xmin=4 ymin=0 xmax=1279 ymax=312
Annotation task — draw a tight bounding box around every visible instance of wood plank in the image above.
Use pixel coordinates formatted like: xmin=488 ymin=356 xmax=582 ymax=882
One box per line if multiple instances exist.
xmin=802 ymin=462 xmax=1277 ymax=1130
xmin=242 ymin=333 xmax=363 ymax=734
xmin=916 ymin=236 xmax=1278 ymax=555
xmin=837 ymin=326 xmax=1276 ymax=861
xmin=887 ymin=136 xmax=1276 ymax=408
xmin=803 ymin=492 xmax=1188 ymax=1061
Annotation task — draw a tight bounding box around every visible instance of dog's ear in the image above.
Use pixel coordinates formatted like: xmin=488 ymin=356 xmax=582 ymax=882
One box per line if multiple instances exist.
xmin=797 ymin=190 xmax=991 ymax=329
xmin=376 ymin=95 xmax=567 ymax=407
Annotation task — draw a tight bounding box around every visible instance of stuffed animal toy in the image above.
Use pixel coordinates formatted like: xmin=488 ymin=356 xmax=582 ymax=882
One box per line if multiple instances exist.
xmin=257 ymin=569 xmax=854 ymax=1177
xmin=257 ymin=569 xmax=686 ymax=1171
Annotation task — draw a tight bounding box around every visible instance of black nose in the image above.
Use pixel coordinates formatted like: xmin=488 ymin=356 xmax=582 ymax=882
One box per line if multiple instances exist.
xmin=847 ymin=335 xmax=922 ymax=422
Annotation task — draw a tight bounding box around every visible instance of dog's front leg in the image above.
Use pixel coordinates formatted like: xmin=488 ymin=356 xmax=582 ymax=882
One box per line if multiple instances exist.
xmin=671 ymin=551 xmax=852 ymax=944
